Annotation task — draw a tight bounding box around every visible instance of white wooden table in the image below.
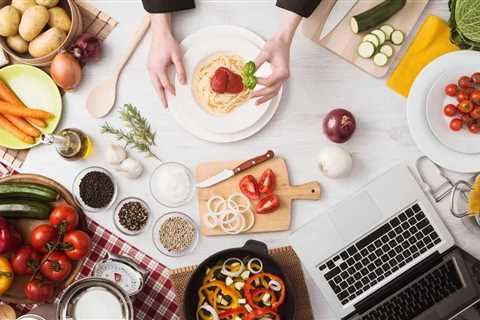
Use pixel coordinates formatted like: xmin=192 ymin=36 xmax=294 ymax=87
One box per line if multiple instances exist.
xmin=19 ymin=1 xmax=479 ymax=319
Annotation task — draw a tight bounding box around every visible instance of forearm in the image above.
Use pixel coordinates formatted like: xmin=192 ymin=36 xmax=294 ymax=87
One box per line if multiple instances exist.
xmin=275 ymin=11 xmax=302 ymax=44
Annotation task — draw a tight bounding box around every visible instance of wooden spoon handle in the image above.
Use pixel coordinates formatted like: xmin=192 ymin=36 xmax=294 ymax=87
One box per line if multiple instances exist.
xmin=115 ymin=14 xmax=151 ymax=75
xmin=285 ymin=181 xmax=321 ymax=200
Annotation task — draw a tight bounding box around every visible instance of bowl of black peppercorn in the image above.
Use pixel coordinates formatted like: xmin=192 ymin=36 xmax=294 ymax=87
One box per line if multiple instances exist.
xmin=72 ymin=166 xmax=118 ymax=212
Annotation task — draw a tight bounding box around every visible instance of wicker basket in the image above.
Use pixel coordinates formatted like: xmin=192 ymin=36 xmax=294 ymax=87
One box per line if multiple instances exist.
xmin=0 ymin=0 xmax=83 ymax=67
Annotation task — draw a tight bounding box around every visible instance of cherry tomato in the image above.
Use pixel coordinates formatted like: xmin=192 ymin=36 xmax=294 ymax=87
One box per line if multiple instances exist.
xmin=11 ymin=246 xmax=42 ymax=275
xmin=258 ymin=169 xmax=276 ymax=194
xmin=445 ymin=83 xmax=458 ymax=97
xmin=469 ymin=122 xmax=480 ymax=134
xmin=459 ymin=75 xmax=473 ymax=89
xmin=458 ymin=100 xmax=474 ymax=113
xmin=49 ymin=205 xmax=79 ymax=233
xmin=62 ymin=230 xmax=91 ymax=261
xmin=40 ymin=251 xmax=72 ymax=282
xmin=31 ymin=224 xmax=58 ymax=253
xmin=470 ymin=90 xmax=480 ymax=104
xmin=471 ymin=72 xmax=480 ymax=85
xmin=450 ymin=118 xmax=463 ymax=131
xmin=470 ymin=106 xmax=480 ymax=120
xmin=256 ymin=194 xmax=280 ymax=214
xmin=24 ymin=280 xmax=54 ymax=303
xmin=457 ymin=90 xmax=471 ymax=102
xmin=443 ymin=104 xmax=457 ymax=117
xmin=239 ymin=175 xmax=260 ymax=200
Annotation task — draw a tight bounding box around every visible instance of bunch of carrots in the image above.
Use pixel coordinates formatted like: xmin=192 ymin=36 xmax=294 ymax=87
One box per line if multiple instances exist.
xmin=0 ymin=79 xmax=53 ymax=144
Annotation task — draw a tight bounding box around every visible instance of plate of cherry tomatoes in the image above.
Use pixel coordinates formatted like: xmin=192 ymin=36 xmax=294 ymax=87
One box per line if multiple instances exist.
xmin=426 ymin=66 xmax=480 ymax=154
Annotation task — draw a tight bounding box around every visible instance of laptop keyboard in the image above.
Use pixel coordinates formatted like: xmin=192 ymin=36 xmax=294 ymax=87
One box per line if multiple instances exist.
xmin=318 ymin=203 xmax=442 ymax=305
xmin=360 ymin=260 xmax=463 ymax=320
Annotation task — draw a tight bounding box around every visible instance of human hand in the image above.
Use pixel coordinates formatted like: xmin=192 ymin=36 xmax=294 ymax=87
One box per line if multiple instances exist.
xmin=147 ymin=14 xmax=186 ymax=108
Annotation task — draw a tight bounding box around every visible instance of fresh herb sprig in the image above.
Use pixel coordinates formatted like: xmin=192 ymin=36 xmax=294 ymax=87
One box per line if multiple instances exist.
xmin=101 ymin=104 xmax=161 ymax=161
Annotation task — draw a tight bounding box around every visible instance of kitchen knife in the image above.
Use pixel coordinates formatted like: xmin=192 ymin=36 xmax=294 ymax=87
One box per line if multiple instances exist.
xmin=319 ymin=0 xmax=358 ymax=40
xmin=196 ymin=150 xmax=275 ymax=188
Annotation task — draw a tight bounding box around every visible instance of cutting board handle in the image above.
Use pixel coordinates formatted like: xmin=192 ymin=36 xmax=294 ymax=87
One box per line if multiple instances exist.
xmin=287 ymin=181 xmax=321 ymax=200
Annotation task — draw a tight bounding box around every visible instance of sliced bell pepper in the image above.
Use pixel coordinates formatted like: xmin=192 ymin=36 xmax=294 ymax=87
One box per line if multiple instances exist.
xmin=218 ymin=307 xmax=248 ymax=319
xmin=246 ymin=308 xmax=280 ymax=320
xmin=244 ymin=273 xmax=285 ymax=310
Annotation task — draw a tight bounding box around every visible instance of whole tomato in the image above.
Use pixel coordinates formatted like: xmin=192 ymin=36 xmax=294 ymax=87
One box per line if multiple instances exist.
xmin=471 ymin=72 xmax=480 ymax=85
xmin=469 ymin=123 xmax=480 ymax=134
xmin=25 ymin=280 xmax=54 ymax=303
xmin=445 ymin=83 xmax=458 ymax=97
xmin=450 ymin=118 xmax=463 ymax=131
xmin=459 ymin=75 xmax=473 ymax=89
xmin=31 ymin=224 xmax=58 ymax=253
xmin=40 ymin=251 xmax=72 ymax=282
xmin=62 ymin=230 xmax=91 ymax=261
xmin=49 ymin=205 xmax=79 ymax=233
xmin=11 ymin=246 xmax=42 ymax=275
xmin=457 ymin=90 xmax=471 ymax=102
xmin=471 ymin=90 xmax=480 ymax=105
xmin=443 ymin=104 xmax=457 ymax=117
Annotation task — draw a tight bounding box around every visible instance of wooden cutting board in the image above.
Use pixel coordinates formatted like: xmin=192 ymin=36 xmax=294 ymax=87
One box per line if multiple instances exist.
xmin=303 ymin=0 xmax=429 ymax=78
xmin=196 ymin=157 xmax=321 ymax=236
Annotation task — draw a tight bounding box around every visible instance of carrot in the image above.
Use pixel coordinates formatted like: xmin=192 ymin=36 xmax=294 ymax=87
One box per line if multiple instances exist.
xmin=0 ymin=114 xmax=34 ymax=144
xmin=0 ymin=79 xmax=47 ymax=128
xmin=4 ymin=114 xmax=41 ymax=137
xmin=0 ymin=101 xmax=53 ymax=119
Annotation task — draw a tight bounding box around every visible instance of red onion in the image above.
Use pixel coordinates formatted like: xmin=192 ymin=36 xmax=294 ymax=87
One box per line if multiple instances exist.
xmin=323 ymin=108 xmax=356 ymax=143
xmin=0 ymin=217 xmax=22 ymax=254
xmin=70 ymin=32 xmax=102 ymax=64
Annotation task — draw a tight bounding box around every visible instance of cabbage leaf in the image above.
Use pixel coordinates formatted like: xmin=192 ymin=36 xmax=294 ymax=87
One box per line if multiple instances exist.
xmin=449 ymin=0 xmax=480 ymax=50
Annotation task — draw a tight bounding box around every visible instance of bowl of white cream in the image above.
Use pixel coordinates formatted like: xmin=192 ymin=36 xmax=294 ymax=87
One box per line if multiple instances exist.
xmin=149 ymin=162 xmax=195 ymax=208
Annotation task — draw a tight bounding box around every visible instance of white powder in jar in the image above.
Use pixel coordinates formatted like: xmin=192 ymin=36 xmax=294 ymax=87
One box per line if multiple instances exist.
xmin=151 ymin=163 xmax=193 ymax=206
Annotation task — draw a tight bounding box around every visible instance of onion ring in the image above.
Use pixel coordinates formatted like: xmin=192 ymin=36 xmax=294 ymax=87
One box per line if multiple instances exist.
xmin=247 ymin=258 xmax=264 ymax=274
xmin=204 ymin=211 xmax=219 ymax=228
xmin=221 ymin=258 xmax=245 ymax=277
xmin=197 ymin=304 xmax=220 ymax=320
xmin=242 ymin=208 xmax=255 ymax=232
xmin=207 ymin=195 xmax=226 ymax=214
xmin=269 ymin=280 xmax=282 ymax=292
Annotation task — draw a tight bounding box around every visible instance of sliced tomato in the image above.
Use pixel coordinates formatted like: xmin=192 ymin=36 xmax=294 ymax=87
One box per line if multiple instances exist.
xmin=239 ymin=175 xmax=260 ymax=200
xmin=256 ymin=194 xmax=280 ymax=214
xmin=258 ymin=168 xmax=276 ymax=194
xmin=225 ymin=72 xmax=244 ymax=94
xmin=210 ymin=67 xmax=229 ymax=93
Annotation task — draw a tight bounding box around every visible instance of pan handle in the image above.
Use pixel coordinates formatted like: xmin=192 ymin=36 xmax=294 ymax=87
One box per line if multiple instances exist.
xmin=243 ymin=240 xmax=268 ymax=255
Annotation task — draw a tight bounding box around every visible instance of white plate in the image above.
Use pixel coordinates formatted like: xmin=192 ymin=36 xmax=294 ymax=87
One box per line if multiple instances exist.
xmin=407 ymin=51 xmax=480 ymax=173
xmin=169 ymin=25 xmax=282 ymax=143
xmin=175 ymin=36 xmax=271 ymax=134
xmin=426 ymin=65 xmax=480 ymax=154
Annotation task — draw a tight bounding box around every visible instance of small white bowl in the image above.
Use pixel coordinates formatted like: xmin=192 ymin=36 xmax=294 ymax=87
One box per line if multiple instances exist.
xmin=113 ymin=197 xmax=150 ymax=236
xmin=152 ymin=212 xmax=199 ymax=257
xmin=72 ymin=166 xmax=118 ymax=212
xmin=149 ymin=162 xmax=195 ymax=208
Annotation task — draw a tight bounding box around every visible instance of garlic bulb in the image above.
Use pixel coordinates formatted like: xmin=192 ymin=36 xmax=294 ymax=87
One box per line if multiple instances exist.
xmin=317 ymin=145 xmax=353 ymax=178
xmin=106 ymin=144 xmax=127 ymax=165
xmin=118 ymin=158 xmax=143 ymax=179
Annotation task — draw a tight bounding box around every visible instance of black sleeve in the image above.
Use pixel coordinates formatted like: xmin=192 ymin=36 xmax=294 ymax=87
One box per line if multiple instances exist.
xmin=142 ymin=0 xmax=195 ymax=13
xmin=276 ymin=0 xmax=321 ymax=18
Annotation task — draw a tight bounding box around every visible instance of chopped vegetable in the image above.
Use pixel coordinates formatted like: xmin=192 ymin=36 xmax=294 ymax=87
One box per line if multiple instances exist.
xmin=371 ymin=29 xmax=386 ymax=45
xmin=380 ymin=44 xmax=394 ymax=57
xmin=373 ymin=52 xmax=389 ymax=66
xmin=390 ymin=30 xmax=405 ymax=45
xmin=380 ymin=24 xmax=394 ymax=41
xmin=362 ymin=34 xmax=380 ymax=47
xmin=358 ymin=41 xmax=376 ymax=59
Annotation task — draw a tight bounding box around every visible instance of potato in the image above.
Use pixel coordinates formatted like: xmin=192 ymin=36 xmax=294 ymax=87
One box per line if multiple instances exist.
xmin=19 ymin=5 xmax=49 ymax=41
xmin=48 ymin=7 xmax=71 ymax=32
xmin=11 ymin=0 xmax=36 ymax=13
xmin=6 ymin=35 xmax=28 ymax=53
xmin=35 ymin=0 xmax=59 ymax=8
xmin=28 ymin=27 xmax=66 ymax=58
xmin=0 ymin=6 xmax=21 ymax=37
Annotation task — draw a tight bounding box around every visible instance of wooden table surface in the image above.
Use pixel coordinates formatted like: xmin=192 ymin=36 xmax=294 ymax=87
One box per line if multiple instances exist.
xmin=20 ymin=1 xmax=478 ymax=319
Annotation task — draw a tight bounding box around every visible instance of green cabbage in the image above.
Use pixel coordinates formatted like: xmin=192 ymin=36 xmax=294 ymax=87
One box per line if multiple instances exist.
xmin=449 ymin=0 xmax=480 ymax=50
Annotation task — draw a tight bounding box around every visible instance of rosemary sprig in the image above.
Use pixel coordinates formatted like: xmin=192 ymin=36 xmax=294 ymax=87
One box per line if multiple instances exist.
xmin=101 ymin=104 xmax=161 ymax=161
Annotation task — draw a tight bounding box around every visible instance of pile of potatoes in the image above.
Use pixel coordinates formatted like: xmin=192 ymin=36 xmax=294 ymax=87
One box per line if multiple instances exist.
xmin=0 ymin=0 xmax=71 ymax=58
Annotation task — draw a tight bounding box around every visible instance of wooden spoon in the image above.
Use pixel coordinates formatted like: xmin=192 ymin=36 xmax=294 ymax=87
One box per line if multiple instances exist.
xmin=86 ymin=14 xmax=151 ymax=118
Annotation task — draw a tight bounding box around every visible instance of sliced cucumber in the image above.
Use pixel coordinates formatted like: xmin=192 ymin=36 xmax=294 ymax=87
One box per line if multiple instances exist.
xmin=373 ymin=53 xmax=389 ymax=66
xmin=362 ymin=34 xmax=380 ymax=48
xmin=358 ymin=41 xmax=376 ymax=58
xmin=379 ymin=44 xmax=394 ymax=57
xmin=391 ymin=30 xmax=405 ymax=45
xmin=371 ymin=30 xmax=386 ymax=45
xmin=380 ymin=25 xmax=394 ymax=41
xmin=350 ymin=0 xmax=407 ymax=34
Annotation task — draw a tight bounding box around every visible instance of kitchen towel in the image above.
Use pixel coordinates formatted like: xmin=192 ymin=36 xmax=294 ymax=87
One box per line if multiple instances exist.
xmin=14 ymin=218 xmax=179 ymax=320
xmin=170 ymin=246 xmax=315 ymax=320
xmin=387 ymin=15 xmax=459 ymax=97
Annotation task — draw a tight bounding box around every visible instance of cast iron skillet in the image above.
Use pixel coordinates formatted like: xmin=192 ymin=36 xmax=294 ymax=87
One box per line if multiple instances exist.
xmin=184 ymin=240 xmax=295 ymax=319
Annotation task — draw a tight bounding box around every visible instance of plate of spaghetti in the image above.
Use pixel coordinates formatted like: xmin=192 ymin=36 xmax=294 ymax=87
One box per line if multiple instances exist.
xmin=171 ymin=28 xmax=279 ymax=136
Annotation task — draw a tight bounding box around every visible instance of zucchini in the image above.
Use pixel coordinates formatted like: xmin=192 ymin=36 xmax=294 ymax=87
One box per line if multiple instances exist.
xmin=0 ymin=182 xmax=58 ymax=202
xmin=373 ymin=53 xmax=389 ymax=67
xmin=391 ymin=30 xmax=405 ymax=45
xmin=0 ymin=199 xmax=52 ymax=219
xmin=358 ymin=41 xmax=376 ymax=58
xmin=362 ymin=34 xmax=380 ymax=48
xmin=371 ymin=29 xmax=386 ymax=45
xmin=380 ymin=44 xmax=394 ymax=57
xmin=350 ymin=0 xmax=406 ymax=34
xmin=380 ymin=24 xmax=394 ymax=41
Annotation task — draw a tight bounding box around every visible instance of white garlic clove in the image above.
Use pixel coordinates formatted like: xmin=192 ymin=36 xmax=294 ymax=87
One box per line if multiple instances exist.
xmin=106 ymin=144 xmax=127 ymax=165
xmin=119 ymin=158 xmax=143 ymax=179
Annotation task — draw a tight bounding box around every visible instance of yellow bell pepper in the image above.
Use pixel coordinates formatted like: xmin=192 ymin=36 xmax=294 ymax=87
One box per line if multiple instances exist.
xmin=0 ymin=256 xmax=13 ymax=295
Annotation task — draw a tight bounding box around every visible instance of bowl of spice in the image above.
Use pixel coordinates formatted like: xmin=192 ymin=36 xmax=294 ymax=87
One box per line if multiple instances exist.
xmin=152 ymin=212 xmax=199 ymax=257
xmin=149 ymin=162 xmax=195 ymax=208
xmin=73 ymin=166 xmax=117 ymax=212
xmin=114 ymin=197 xmax=150 ymax=236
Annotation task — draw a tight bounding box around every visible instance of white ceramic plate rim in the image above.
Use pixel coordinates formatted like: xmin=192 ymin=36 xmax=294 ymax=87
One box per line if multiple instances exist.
xmin=168 ymin=25 xmax=282 ymax=143
xmin=407 ymin=50 xmax=480 ymax=173
xmin=426 ymin=65 xmax=480 ymax=154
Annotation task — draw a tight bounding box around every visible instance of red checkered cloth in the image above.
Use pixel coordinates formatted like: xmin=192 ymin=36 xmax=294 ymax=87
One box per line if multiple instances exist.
xmin=13 ymin=218 xmax=180 ymax=319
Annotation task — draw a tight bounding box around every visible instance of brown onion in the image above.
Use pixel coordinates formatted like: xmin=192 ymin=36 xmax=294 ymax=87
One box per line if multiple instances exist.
xmin=50 ymin=52 xmax=82 ymax=90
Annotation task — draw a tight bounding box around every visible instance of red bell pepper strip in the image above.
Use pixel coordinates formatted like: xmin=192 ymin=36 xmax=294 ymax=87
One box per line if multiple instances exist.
xmin=244 ymin=273 xmax=286 ymax=310
xmin=246 ymin=308 xmax=280 ymax=320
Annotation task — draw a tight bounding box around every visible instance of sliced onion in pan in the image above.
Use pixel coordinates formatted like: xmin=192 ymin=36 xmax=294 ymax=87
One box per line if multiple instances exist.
xmin=247 ymin=258 xmax=263 ymax=274
xmin=221 ymin=257 xmax=245 ymax=277
xmin=197 ymin=304 xmax=219 ymax=320
xmin=269 ymin=280 xmax=282 ymax=292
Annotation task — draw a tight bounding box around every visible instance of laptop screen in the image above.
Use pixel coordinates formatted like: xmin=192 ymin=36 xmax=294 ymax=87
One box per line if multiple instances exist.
xmin=449 ymin=298 xmax=480 ymax=320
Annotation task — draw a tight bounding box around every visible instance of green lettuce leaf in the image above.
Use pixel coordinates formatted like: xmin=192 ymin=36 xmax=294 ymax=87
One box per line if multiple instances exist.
xmin=455 ymin=0 xmax=480 ymax=42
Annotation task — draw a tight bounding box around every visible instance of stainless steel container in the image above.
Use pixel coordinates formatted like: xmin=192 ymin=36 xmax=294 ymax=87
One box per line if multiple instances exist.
xmin=17 ymin=304 xmax=56 ymax=320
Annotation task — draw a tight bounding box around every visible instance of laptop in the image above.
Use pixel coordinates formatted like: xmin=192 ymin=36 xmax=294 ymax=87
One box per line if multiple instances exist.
xmin=291 ymin=164 xmax=480 ymax=319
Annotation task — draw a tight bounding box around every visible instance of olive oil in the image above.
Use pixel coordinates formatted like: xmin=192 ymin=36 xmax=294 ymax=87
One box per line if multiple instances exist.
xmin=41 ymin=128 xmax=92 ymax=160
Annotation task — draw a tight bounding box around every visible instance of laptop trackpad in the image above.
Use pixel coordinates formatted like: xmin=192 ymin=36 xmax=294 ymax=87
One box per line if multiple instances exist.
xmin=329 ymin=192 xmax=383 ymax=243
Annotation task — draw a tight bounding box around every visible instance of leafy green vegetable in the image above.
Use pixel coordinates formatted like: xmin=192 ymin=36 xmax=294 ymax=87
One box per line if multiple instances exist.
xmin=243 ymin=75 xmax=257 ymax=90
xmin=242 ymin=61 xmax=256 ymax=76
xmin=449 ymin=0 xmax=480 ymax=50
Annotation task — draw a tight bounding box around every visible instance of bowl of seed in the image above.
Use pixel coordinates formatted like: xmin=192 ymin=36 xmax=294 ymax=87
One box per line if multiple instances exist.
xmin=152 ymin=212 xmax=199 ymax=257
xmin=72 ymin=166 xmax=117 ymax=212
xmin=114 ymin=197 xmax=150 ymax=236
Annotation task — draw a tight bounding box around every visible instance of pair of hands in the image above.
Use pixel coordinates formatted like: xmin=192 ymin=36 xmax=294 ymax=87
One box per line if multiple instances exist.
xmin=147 ymin=32 xmax=291 ymax=108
